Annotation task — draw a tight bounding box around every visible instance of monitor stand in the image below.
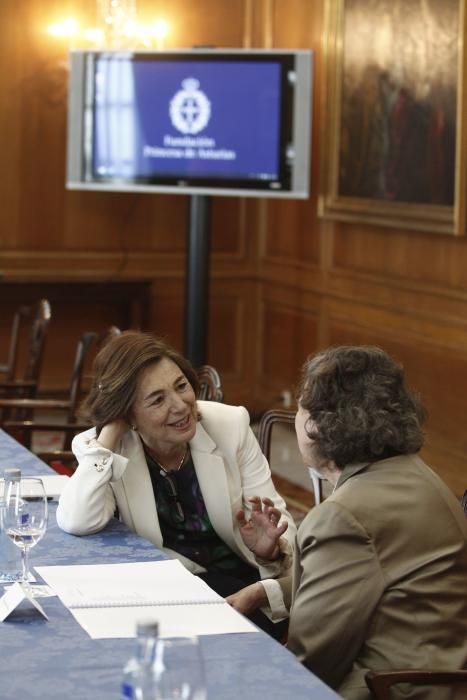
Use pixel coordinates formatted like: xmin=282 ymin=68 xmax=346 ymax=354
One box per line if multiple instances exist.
xmin=184 ymin=194 xmax=211 ymax=368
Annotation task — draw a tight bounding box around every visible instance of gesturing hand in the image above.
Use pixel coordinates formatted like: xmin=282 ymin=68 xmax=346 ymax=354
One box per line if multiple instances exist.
xmin=236 ymin=496 xmax=288 ymax=561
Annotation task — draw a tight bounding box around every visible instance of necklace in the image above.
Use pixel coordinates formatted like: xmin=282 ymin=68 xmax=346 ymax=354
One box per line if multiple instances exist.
xmin=145 ymin=444 xmax=189 ymax=474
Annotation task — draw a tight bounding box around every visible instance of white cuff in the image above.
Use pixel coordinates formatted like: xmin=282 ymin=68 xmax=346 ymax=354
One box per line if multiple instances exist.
xmin=261 ymin=579 xmax=289 ymax=622
xmin=255 ymin=537 xmax=293 ymax=578
xmin=72 ymin=429 xmax=128 ymax=481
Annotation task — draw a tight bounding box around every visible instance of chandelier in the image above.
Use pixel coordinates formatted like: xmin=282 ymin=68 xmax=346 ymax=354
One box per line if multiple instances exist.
xmin=47 ymin=0 xmax=169 ymax=49
xmin=97 ymin=0 xmax=136 ymax=48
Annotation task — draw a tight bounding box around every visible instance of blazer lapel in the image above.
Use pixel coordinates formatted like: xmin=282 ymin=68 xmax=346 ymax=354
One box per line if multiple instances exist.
xmin=190 ymin=422 xmax=239 ymax=553
xmin=116 ymin=425 xmax=239 ymax=555
xmin=119 ymin=431 xmax=164 ymax=548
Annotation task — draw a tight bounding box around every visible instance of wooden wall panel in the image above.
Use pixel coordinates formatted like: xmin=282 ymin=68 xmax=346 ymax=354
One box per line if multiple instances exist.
xmin=147 ymin=277 xmax=185 ymax=351
xmin=258 ymin=286 xmax=320 ymax=401
xmin=0 ymin=2 xmax=24 ymax=244
xmin=0 ymin=0 xmax=257 ymax=402
xmin=262 ymin=0 xmax=323 ymax=267
xmin=2 ymin=0 xmax=467 ymax=495
xmin=333 ymin=223 xmax=467 ymax=290
xmin=63 ymin=191 xmax=188 ymax=253
xmin=149 ymin=275 xmax=260 ymax=407
xmin=252 ymin=0 xmax=467 ymax=495
xmin=0 ymin=0 xmax=253 ymax=261
xmin=211 ymin=198 xmax=248 ymax=256
xmin=261 ymin=201 xmax=321 ymax=264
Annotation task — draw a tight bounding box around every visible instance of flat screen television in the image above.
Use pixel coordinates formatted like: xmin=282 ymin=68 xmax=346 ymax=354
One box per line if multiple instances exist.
xmin=66 ymin=48 xmax=312 ymax=199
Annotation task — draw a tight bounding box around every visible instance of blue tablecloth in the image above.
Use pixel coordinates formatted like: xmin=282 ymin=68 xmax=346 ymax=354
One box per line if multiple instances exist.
xmin=0 ymin=429 xmax=341 ymax=700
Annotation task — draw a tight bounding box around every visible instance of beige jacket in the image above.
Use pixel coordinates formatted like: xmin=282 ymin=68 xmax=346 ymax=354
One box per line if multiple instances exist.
xmin=286 ymin=454 xmax=467 ymax=700
xmin=57 ymin=401 xmax=296 ymax=579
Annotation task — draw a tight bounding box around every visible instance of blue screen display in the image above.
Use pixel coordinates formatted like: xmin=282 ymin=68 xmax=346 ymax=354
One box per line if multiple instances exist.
xmin=92 ymin=56 xmax=284 ymax=183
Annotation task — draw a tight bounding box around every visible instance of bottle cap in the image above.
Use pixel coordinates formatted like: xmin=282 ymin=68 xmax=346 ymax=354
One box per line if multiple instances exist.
xmin=136 ymin=620 xmax=159 ymax=637
xmin=3 ymin=468 xmax=21 ymax=482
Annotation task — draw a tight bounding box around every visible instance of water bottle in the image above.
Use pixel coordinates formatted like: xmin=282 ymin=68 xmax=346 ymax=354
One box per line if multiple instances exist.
xmin=120 ymin=622 xmax=206 ymax=699
xmin=120 ymin=621 xmax=159 ymax=700
xmin=0 ymin=468 xmax=22 ymax=584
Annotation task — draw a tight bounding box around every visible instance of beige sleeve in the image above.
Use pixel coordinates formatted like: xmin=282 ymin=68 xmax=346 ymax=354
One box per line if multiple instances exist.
xmin=287 ymin=503 xmax=385 ymax=689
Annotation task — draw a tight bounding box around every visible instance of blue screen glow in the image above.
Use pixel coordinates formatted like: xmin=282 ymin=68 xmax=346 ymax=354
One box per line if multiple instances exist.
xmin=92 ymin=57 xmax=283 ymax=183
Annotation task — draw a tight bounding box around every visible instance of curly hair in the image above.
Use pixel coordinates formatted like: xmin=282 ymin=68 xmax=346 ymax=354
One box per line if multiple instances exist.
xmin=298 ymin=345 xmax=426 ymax=468
xmin=80 ymin=331 xmax=200 ymax=434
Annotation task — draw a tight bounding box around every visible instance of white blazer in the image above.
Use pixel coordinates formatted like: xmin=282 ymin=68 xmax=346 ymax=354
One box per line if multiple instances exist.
xmin=56 ymin=401 xmax=296 ymax=578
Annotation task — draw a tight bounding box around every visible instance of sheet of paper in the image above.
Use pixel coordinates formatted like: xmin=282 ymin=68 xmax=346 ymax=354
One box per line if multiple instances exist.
xmin=0 ymin=475 xmax=69 ymax=500
xmin=70 ymin=601 xmax=258 ymax=638
xmin=31 ymin=474 xmax=70 ymax=499
xmin=36 ymin=559 xmax=258 ymax=638
xmin=35 ymin=559 xmax=223 ymax=608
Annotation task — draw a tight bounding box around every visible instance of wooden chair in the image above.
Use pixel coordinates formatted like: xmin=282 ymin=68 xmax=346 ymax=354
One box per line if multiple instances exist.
xmin=0 ymin=299 xmax=52 ymax=415
xmin=0 ymin=326 xmax=121 ymax=469
xmin=365 ymin=669 xmax=467 ymax=699
xmin=257 ymin=408 xmax=327 ymax=506
xmin=462 ymin=489 xmax=467 ymax=515
xmin=197 ymin=364 xmax=224 ymax=402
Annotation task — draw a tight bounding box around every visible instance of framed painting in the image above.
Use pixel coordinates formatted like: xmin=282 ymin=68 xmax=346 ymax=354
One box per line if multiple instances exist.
xmin=319 ymin=0 xmax=467 ymax=235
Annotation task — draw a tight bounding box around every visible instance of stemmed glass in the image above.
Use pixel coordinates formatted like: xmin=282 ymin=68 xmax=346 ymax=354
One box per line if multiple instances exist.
xmin=4 ymin=477 xmax=48 ymax=597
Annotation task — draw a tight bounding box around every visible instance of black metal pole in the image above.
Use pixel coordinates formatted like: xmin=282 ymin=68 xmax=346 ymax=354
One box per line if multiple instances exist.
xmin=184 ymin=195 xmax=211 ymax=367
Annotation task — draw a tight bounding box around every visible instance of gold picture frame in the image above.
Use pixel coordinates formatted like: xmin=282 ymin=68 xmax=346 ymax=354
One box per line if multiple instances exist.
xmin=319 ymin=0 xmax=467 ymax=235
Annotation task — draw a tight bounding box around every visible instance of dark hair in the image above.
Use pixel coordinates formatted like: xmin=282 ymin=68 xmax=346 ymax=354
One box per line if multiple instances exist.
xmin=80 ymin=331 xmax=200 ymax=433
xmin=298 ymin=345 xmax=426 ymax=468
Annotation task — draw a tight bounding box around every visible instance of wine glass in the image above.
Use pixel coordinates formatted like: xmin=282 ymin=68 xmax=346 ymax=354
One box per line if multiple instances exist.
xmin=4 ymin=477 xmax=48 ymax=597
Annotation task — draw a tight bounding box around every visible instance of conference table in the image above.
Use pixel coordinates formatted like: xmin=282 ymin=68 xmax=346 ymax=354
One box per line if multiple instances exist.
xmin=0 ymin=429 xmax=341 ymax=700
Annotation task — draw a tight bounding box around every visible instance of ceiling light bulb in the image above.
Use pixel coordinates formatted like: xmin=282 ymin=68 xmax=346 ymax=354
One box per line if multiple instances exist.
xmin=152 ymin=19 xmax=168 ymax=40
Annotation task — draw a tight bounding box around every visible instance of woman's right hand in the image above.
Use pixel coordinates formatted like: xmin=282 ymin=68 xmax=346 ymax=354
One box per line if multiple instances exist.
xmin=235 ymin=496 xmax=288 ymax=560
xmin=97 ymin=419 xmax=130 ymax=452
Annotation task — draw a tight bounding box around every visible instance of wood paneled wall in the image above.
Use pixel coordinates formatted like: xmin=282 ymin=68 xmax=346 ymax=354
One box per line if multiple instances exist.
xmin=1 ymin=0 xmax=466 ymax=494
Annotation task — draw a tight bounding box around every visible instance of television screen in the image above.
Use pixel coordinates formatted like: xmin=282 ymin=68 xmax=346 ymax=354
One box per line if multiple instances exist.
xmin=67 ymin=49 xmax=312 ymax=199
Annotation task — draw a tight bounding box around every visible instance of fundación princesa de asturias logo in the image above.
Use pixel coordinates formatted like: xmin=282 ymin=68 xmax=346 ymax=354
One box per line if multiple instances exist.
xmin=169 ymin=78 xmax=211 ymax=135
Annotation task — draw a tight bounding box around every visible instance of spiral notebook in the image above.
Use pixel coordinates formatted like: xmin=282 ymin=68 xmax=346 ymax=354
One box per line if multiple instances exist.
xmin=35 ymin=559 xmax=223 ymax=609
xmin=35 ymin=560 xmax=258 ymax=638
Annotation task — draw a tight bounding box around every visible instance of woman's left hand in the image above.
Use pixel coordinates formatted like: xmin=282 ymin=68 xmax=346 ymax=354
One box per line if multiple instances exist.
xmin=236 ymin=496 xmax=288 ymax=560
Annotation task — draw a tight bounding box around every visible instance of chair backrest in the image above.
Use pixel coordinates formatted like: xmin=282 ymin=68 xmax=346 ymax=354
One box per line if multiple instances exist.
xmin=66 ymin=325 xmax=121 ymax=422
xmin=462 ymin=489 xmax=467 ymax=515
xmin=0 ymin=298 xmax=52 ymax=388
xmin=0 ymin=325 xmax=121 ymax=450
xmin=257 ymin=409 xmax=296 ymax=461
xmin=196 ymin=365 xmax=224 ymax=402
xmin=257 ymin=408 xmax=325 ymax=506
xmin=365 ymin=669 xmax=467 ymax=700
xmin=66 ymin=332 xmax=100 ymax=423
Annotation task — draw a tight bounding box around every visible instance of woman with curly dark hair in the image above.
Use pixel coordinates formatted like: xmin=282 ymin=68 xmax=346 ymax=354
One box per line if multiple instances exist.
xmin=298 ymin=345 xmax=426 ymax=468
xmin=228 ymin=345 xmax=467 ymax=700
